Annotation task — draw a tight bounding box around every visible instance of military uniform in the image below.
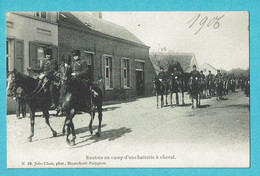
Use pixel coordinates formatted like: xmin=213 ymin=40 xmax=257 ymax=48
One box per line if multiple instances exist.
xmin=71 ymin=59 xmax=89 ymax=81
xmin=32 ymin=59 xmax=58 ymax=78
xmin=190 ymin=70 xmax=200 ymax=79
xmin=158 ymin=71 xmax=166 ymax=80
xmin=28 ymin=49 xmax=58 ymax=108
xmin=200 ymin=73 xmax=205 ymax=80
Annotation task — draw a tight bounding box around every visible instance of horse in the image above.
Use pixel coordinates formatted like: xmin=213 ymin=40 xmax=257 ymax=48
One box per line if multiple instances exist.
xmin=59 ymin=56 xmax=103 ymax=146
xmin=206 ymin=75 xmax=215 ymax=97
xmin=154 ymin=76 xmax=168 ymax=108
xmin=199 ymin=77 xmax=207 ymax=99
xmin=7 ymin=69 xmax=57 ymax=142
xmin=228 ymin=76 xmax=236 ymax=93
xmin=188 ymin=76 xmax=201 ymax=109
xmin=215 ymin=77 xmax=223 ymax=100
xmin=167 ymin=62 xmax=186 ymax=107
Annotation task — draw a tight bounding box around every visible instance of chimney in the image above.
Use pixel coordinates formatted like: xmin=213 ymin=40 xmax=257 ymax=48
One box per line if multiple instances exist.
xmin=92 ymin=12 xmax=102 ymax=19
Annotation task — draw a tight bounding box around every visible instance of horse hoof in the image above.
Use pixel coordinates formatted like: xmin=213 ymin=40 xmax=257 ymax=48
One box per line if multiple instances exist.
xmin=27 ymin=137 xmax=32 ymax=142
xmin=69 ymin=140 xmax=75 ymax=146
xmin=53 ymin=131 xmax=57 ymax=137
xmin=90 ymin=130 xmax=93 ymax=135
xmin=96 ymin=132 xmax=101 ymax=137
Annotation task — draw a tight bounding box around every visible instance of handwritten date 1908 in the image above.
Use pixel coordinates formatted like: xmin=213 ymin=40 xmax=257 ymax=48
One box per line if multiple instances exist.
xmin=187 ymin=14 xmax=224 ymax=35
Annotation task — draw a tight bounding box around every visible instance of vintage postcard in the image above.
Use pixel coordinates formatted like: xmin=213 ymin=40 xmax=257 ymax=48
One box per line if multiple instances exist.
xmin=6 ymin=11 xmax=249 ymax=168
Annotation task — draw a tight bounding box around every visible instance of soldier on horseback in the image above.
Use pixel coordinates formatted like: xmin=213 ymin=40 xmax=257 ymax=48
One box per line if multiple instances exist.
xmin=158 ymin=66 xmax=166 ymax=83
xmin=71 ymin=50 xmax=98 ymax=110
xmin=215 ymin=70 xmax=223 ymax=100
xmin=206 ymin=70 xmax=214 ymax=97
xmin=27 ymin=48 xmax=58 ymax=108
xmin=190 ymin=65 xmax=200 ymax=79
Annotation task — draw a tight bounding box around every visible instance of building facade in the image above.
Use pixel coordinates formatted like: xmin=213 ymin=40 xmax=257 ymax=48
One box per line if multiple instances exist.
xmin=6 ymin=12 xmax=58 ymax=113
xmin=6 ymin=12 xmax=59 ymax=75
xmin=58 ymin=12 xmax=156 ymax=100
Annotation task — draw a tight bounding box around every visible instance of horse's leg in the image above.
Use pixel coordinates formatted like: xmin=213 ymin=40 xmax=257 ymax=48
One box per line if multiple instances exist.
xmin=165 ymin=89 xmax=168 ymax=105
xmin=64 ymin=110 xmax=71 ymax=145
xmin=176 ymin=92 xmax=179 ymax=106
xmin=28 ymin=107 xmax=35 ymax=142
xmin=170 ymin=91 xmax=173 ymax=107
xmin=68 ymin=109 xmax=77 ymax=146
xmin=156 ymin=93 xmax=159 ymax=109
xmin=161 ymin=93 xmax=164 ymax=108
xmin=182 ymin=91 xmax=185 ymax=105
xmin=43 ymin=109 xmax=57 ymax=137
xmin=96 ymin=104 xmax=103 ymax=137
xmin=88 ymin=110 xmax=95 ymax=135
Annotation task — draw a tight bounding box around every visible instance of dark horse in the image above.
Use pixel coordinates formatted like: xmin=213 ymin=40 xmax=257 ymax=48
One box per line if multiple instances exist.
xmin=154 ymin=76 xmax=168 ymax=108
xmin=188 ymin=76 xmax=201 ymax=109
xmin=7 ymin=69 xmax=57 ymax=142
xmin=59 ymin=57 xmax=103 ymax=146
xmin=167 ymin=62 xmax=186 ymax=107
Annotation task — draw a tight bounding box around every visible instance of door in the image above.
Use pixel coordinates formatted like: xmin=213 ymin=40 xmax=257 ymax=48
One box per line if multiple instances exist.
xmin=136 ymin=71 xmax=144 ymax=96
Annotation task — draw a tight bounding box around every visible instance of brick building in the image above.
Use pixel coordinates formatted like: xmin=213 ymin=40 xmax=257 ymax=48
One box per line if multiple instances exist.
xmin=58 ymin=12 xmax=156 ymax=100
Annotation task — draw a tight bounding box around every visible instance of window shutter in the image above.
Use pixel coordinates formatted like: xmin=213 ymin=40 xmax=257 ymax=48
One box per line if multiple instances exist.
xmin=29 ymin=42 xmax=39 ymax=71
xmin=14 ymin=39 xmax=24 ymax=73
xmin=129 ymin=59 xmax=132 ymax=88
xmin=111 ymin=57 xmax=115 ymax=88
xmin=121 ymin=58 xmax=124 ymax=88
xmin=101 ymin=55 xmax=105 ymax=90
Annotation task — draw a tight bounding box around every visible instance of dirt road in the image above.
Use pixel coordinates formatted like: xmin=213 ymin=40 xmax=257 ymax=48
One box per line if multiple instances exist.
xmin=7 ymin=90 xmax=250 ymax=168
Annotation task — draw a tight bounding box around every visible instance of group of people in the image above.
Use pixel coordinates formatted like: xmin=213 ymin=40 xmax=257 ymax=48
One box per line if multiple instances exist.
xmin=15 ymin=48 xmax=92 ymax=119
xmin=156 ymin=63 xmax=250 ymax=102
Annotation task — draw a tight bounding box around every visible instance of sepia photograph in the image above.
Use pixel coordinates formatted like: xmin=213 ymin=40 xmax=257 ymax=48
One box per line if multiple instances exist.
xmin=6 ymin=11 xmax=249 ymax=168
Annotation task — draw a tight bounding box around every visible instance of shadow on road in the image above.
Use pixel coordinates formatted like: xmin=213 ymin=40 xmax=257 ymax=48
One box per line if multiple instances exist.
xmin=102 ymin=106 xmax=121 ymax=112
xmin=198 ymin=104 xmax=210 ymax=108
xmin=73 ymin=127 xmax=132 ymax=148
xmin=75 ymin=124 xmax=107 ymax=135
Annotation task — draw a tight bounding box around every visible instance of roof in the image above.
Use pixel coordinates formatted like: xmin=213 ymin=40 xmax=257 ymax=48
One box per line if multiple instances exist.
xmin=199 ymin=63 xmax=218 ymax=75
xmin=59 ymin=12 xmax=147 ymax=47
xmin=150 ymin=52 xmax=198 ymax=74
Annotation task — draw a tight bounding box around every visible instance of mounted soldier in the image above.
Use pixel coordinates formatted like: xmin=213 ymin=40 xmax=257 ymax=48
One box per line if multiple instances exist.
xmin=157 ymin=66 xmax=167 ymax=83
xmin=188 ymin=65 xmax=201 ymax=108
xmin=206 ymin=70 xmax=214 ymax=97
xmin=190 ymin=65 xmax=200 ymax=80
xmin=215 ymin=70 xmax=223 ymax=100
xmin=27 ymin=48 xmax=58 ymax=108
xmin=71 ymin=50 xmax=98 ymax=109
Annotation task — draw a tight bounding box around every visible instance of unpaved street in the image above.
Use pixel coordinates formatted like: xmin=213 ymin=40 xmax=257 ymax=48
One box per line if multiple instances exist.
xmin=7 ymin=90 xmax=250 ymax=168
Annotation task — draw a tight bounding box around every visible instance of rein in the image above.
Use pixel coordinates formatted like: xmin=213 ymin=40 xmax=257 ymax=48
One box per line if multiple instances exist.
xmin=20 ymin=80 xmax=48 ymax=101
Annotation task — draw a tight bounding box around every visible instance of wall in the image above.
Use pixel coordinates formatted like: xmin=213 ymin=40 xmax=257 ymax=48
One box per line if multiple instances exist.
xmin=6 ymin=12 xmax=58 ymax=74
xmin=58 ymin=25 xmax=156 ymax=100
xmin=6 ymin=12 xmax=58 ymax=114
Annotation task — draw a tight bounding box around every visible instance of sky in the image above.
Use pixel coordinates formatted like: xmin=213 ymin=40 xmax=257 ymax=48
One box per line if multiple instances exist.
xmin=102 ymin=12 xmax=249 ymax=71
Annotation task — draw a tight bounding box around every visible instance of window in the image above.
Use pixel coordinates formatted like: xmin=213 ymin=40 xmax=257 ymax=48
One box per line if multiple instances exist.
xmin=6 ymin=39 xmax=14 ymax=75
xmin=104 ymin=56 xmax=113 ymax=88
xmin=37 ymin=45 xmax=49 ymax=67
xmin=35 ymin=12 xmax=47 ymax=19
xmin=85 ymin=53 xmax=93 ymax=65
xmin=123 ymin=59 xmax=130 ymax=87
xmin=6 ymin=40 xmax=10 ymax=74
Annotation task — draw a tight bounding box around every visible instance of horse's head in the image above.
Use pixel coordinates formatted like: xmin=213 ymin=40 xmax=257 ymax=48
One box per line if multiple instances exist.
xmin=60 ymin=55 xmax=72 ymax=85
xmin=6 ymin=68 xmax=20 ymax=97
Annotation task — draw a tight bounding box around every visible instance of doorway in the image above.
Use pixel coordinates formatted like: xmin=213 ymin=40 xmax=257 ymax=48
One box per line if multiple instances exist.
xmin=136 ymin=70 xmax=144 ymax=96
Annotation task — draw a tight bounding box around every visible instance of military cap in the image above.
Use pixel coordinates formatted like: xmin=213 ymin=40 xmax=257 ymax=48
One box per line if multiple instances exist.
xmin=193 ymin=65 xmax=196 ymax=68
xmin=44 ymin=48 xmax=52 ymax=56
xmin=72 ymin=50 xmax=81 ymax=56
